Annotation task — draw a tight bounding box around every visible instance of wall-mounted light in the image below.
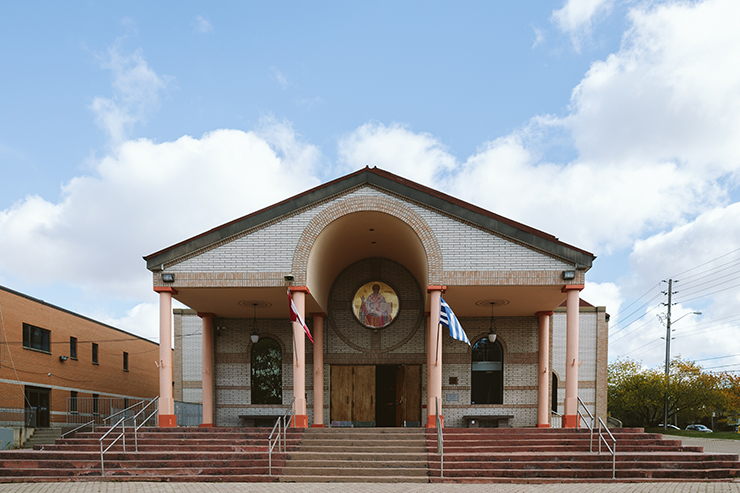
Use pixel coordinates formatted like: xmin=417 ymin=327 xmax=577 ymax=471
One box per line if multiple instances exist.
xmin=562 ymin=270 xmax=576 ymax=281
xmin=59 ymin=355 xmax=68 ymax=362
xmin=284 ymin=275 xmax=294 ymax=282
xmin=162 ymin=273 xmax=175 ymax=283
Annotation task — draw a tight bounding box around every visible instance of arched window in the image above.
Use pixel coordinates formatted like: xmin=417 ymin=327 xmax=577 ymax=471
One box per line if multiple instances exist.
xmin=251 ymin=338 xmax=282 ymax=404
xmin=471 ymin=338 xmax=503 ymax=404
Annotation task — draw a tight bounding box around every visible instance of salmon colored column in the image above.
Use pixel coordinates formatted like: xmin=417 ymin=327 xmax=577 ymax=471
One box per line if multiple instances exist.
xmin=536 ymin=311 xmax=553 ymax=428
xmin=198 ymin=313 xmax=215 ymax=427
xmin=426 ymin=286 xmax=445 ymax=428
xmin=310 ymin=312 xmax=326 ymax=427
xmin=155 ymin=287 xmax=177 ymax=427
xmin=562 ymin=285 xmax=584 ymax=428
xmin=290 ymin=287 xmax=309 ymax=428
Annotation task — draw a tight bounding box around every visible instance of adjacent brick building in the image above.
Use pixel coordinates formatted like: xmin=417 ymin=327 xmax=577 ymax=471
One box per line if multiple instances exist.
xmin=0 ymin=285 xmax=159 ymax=432
xmin=147 ymin=167 xmax=608 ymax=429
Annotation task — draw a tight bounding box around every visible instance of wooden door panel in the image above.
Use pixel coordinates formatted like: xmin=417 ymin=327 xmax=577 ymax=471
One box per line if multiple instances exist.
xmin=404 ymin=365 xmax=422 ymax=423
xmin=330 ymin=366 xmax=352 ymax=422
xmin=352 ymin=366 xmax=375 ymax=423
xmin=396 ymin=365 xmax=405 ymax=426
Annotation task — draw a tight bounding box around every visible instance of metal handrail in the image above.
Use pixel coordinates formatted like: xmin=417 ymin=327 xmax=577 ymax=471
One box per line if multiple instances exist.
xmin=436 ymin=397 xmax=443 ymax=478
xmin=61 ymin=419 xmax=95 ymax=438
xmin=102 ymin=399 xmax=148 ymax=425
xmin=268 ymin=398 xmax=295 ymax=476
xmin=99 ymin=415 xmax=127 ymax=476
xmin=133 ymin=397 xmax=159 ymax=452
xmin=597 ymin=417 xmax=617 ymax=479
xmin=577 ymin=396 xmax=595 ymax=452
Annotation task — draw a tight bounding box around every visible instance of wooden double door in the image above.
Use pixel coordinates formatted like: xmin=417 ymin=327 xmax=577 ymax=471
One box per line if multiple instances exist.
xmin=330 ymin=364 xmax=421 ymax=427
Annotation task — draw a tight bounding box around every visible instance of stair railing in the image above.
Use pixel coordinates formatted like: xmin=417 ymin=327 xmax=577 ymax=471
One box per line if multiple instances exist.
xmin=436 ymin=397 xmax=443 ymax=478
xmin=61 ymin=419 xmax=95 ymax=438
xmin=577 ymin=396 xmax=595 ymax=452
xmin=597 ymin=417 xmax=617 ymax=479
xmin=550 ymin=410 xmax=563 ymax=429
xmin=268 ymin=397 xmax=295 ymax=476
xmin=99 ymin=414 xmax=127 ymax=476
xmin=133 ymin=397 xmax=159 ymax=452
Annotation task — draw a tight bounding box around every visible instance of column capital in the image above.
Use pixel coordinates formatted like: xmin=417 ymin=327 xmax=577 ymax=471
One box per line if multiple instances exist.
xmin=309 ymin=312 xmax=327 ymax=318
xmin=536 ymin=311 xmax=554 ymax=317
xmin=561 ymin=284 xmax=584 ymax=293
xmin=154 ymin=286 xmax=178 ymax=294
xmin=427 ymin=285 xmax=447 ymax=293
xmin=289 ymin=286 xmax=310 ymax=294
xmin=197 ymin=312 xmax=215 ymax=319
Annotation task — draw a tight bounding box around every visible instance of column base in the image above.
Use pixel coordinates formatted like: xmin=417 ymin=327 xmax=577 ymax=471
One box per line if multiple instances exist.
xmin=563 ymin=414 xmax=579 ymax=428
xmin=199 ymin=423 xmax=215 ymax=428
xmin=311 ymin=424 xmax=325 ymax=428
xmin=426 ymin=415 xmax=444 ymax=428
xmin=159 ymin=414 xmax=177 ymax=428
xmin=536 ymin=423 xmax=551 ymax=428
xmin=292 ymin=414 xmax=308 ymax=428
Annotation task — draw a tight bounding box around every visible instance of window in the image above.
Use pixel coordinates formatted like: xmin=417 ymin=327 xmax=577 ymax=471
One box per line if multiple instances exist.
xmin=123 ymin=352 xmax=129 ymax=371
xmin=22 ymin=323 xmax=50 ymax=353
xmin=552 ymin=373 xmax=559 ymax=413
xmin=93 ymin=393 xmax=99 ymax=415
xmin=92 ymin=343 xmax=99 ymax=365
xmin=251 ymin=338 xmax=282 ymax=404
xmin=70 ymin=391 xmax=78 ymax=413
xmin=70 ymin=337 xmax=77 ymax=360
xmin=471 ymin=338 xmax=504 ymax=405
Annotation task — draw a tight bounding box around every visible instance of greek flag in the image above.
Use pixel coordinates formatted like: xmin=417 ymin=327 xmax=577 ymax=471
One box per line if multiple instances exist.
xmin=440 ymin=297 xmax=470 ymax=345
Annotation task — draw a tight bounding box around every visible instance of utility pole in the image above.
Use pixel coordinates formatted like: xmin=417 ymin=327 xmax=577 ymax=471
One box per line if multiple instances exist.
xmin=663 ymin=279 xmax=674 ymax=431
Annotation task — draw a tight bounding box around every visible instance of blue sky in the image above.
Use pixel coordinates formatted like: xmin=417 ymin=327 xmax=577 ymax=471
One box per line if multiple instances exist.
xmin=1 ymin=0 xmax=739 ymax=371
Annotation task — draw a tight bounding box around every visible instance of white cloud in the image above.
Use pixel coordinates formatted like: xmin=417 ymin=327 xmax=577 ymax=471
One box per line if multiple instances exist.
xmin=194 ymin=15 xmax=213 ymax=34
xmin=90 ymin=47 xmax=167 ymax=144
xmin=0 ymin=125 xmax=323 ymax=303
xmin=338 ymin=122 xmax=457 ymax=188
xmin=582 ymin=281 xmax=622 ymax=315
xmin=101 ymin=302 xmax=160 ymax=343
xmin=552 ymin=0 xmax=615 ymax=49
xmin=270 ymin=67 xmax=290 ymax=90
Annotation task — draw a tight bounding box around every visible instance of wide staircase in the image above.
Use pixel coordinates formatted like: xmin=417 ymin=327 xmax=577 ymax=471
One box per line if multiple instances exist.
xmin=0 ymin=426 xmax=738 ymax=483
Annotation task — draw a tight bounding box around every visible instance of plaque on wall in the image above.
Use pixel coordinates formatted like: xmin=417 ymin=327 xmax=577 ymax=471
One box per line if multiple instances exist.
xmin=352 ymin=281 xmax=399 ymax=329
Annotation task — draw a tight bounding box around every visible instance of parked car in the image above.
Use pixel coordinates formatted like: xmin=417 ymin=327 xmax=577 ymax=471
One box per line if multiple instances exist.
xmin=658 ymin=424 xmax=680 ymax=430
xmin=686 ymin=424 xmax=712 ymax=432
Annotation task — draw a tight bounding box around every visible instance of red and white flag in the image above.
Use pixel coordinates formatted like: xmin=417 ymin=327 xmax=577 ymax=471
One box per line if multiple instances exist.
xmin=288 ymin=290 xmax=314 ymax=344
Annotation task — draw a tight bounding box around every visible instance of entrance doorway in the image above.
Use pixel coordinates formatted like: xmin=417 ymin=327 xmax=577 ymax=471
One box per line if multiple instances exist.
xmin=25 ymin=386 xmax=50 ymax=428
xmin=330 ymin=364 xmax=421 ymax=427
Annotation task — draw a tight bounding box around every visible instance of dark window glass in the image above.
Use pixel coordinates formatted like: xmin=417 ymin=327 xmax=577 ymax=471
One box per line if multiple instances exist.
xmin=471 ymin=338 xmax=503 ymax=405
xmin=70 ymin=391 xmax=78 ymax=413
xmin=93 ymin=393 xmax=99 ymax=414
xmin=70 ymin=337 xmax=77 ymax=359
xmin=22 ymin=323 xmax=50 ymax=352
xmin=92 ymin=343 xmax=99 ymax=365
xmin=123 ymin=352 xmax=128 ymax=371
xmin=552 ymin=373 xmax=559 ymax=412
xmin=251 ymin=338 xmax=282 ymax=404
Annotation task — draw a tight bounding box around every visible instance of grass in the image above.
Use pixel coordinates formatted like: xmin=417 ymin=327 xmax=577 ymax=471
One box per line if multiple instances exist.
xmin=645 ymin=428 xmax=740 ymax=440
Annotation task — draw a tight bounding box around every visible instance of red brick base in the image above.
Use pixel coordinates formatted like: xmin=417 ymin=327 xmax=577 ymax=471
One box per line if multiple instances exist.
xmin=159 ymin=414 xmax=177 ymax=427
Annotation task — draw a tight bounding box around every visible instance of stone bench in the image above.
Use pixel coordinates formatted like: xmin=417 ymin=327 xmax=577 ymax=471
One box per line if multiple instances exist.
xmin=238 ymin=414 xmax=286 ymax=427
xmin=462 ymin=414 xmax=514 ymax=428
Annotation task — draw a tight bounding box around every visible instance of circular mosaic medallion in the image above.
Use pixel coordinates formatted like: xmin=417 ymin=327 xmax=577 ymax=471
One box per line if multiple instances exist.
xmin=352 ymin=281 xmax=400 ymax=329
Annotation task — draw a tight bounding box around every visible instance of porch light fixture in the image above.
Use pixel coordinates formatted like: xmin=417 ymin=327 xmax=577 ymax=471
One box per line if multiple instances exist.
xmin=488 ymin=302 xmax=497 ymax=343
xmin=562 ymin=270 xmax=576 ymax=281
xmin=250 ymin=303 xmax=260 ymax=344
xmin=59 ymin=355 xmax=68 ymax=362
xmin=162 ymin=273 xmax=175 ymax=283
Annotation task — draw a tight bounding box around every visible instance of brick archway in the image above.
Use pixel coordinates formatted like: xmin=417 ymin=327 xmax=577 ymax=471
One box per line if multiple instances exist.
xmin=291 ymin=195 xmax=443 ymax=285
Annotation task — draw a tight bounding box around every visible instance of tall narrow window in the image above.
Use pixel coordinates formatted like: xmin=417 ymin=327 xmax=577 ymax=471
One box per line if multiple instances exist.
xmin=251 ymin=338 xmax=282 ymax=404
xmin=552 ymin=373 xmax=559 ymax=413
xmin=123 ymin=352 xmax=129 ymax=371
xmin=92 ymin=343 xmax=99 ymax=365
xmin=471 ymin=338 xmax=504 ymax=405
xmin=70 ymin=391 xmax=78 ymax=413
xmin=93 ymin=393 xmax=99 ymax=415
xmin=70 ymin=337 xmax=77 ymax=360
xmin=22 ymin=323 xmax=50 ymax=352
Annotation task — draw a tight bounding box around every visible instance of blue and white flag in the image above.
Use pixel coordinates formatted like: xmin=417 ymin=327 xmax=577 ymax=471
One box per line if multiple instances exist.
xmin=440 ymin=297 xmax=470 ymax=346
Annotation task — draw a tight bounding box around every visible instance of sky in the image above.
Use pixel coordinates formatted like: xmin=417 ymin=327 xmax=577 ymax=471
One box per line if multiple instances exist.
xmin=1 ymin=0 xmax=739 ymax=372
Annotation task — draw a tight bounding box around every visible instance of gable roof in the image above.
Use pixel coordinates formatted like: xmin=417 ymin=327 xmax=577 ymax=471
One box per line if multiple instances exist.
xmin=144 ymin=166 xmax=595 ymax=270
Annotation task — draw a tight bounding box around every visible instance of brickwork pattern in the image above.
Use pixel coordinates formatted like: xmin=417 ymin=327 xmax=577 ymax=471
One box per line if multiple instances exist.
xmin=0 ymin=287 xmax=159 ymax=428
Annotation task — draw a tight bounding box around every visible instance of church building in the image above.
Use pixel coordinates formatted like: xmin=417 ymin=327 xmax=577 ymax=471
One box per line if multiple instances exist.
xmin=144 ymin=167 xmax=607 ymax=429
